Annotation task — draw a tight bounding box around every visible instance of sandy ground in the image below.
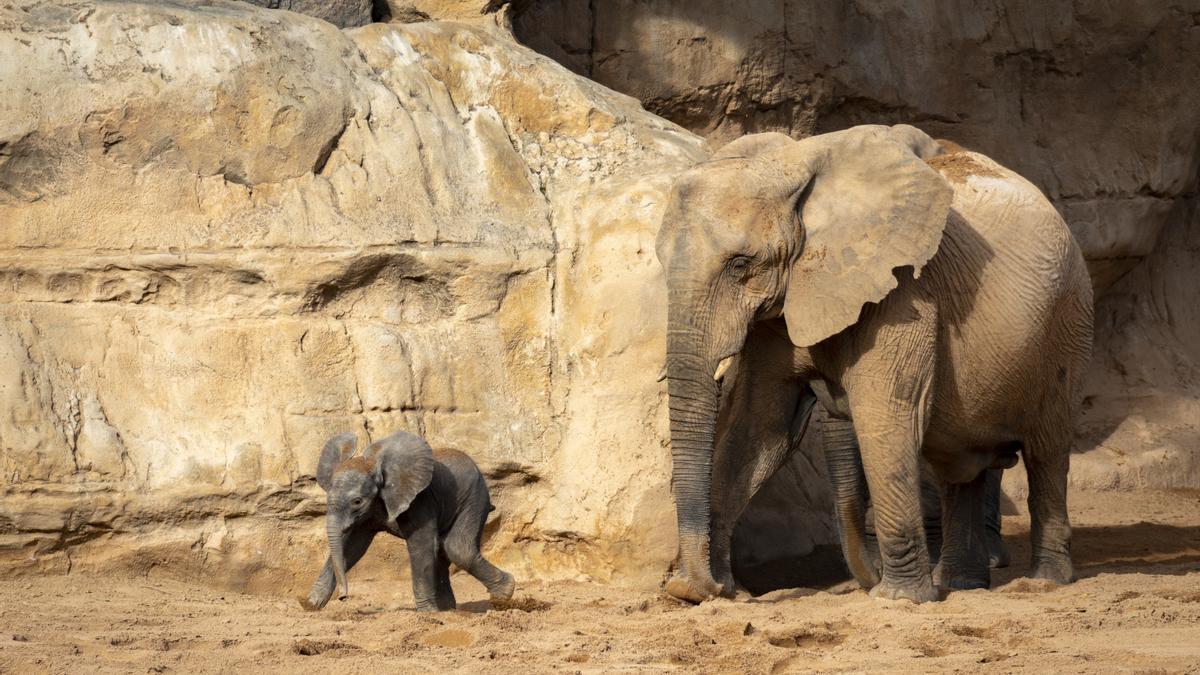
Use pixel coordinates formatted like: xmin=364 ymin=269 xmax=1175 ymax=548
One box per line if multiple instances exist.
xmin=1 ymin=489 xmax=1198 ymax=674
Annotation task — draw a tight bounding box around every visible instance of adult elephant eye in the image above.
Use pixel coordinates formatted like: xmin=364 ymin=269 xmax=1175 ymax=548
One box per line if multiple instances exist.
xmin=728 ymin=256 xmax=752 ymax=276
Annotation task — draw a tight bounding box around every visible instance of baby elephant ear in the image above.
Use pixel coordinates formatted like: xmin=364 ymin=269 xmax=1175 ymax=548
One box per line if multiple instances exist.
xmin=363 ymin=432 xmax=435 ymax=522
xmin=316 ymin=433 xmax=358 ymax=492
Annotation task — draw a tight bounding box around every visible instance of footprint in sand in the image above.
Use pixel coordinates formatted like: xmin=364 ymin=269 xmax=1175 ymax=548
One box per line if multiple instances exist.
xmin=421 ymin=629 xmax=476 ymax=648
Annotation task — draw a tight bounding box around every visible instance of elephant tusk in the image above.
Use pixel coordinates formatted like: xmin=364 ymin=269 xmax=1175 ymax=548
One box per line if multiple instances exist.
xmin=713 ymin=356 xmax=734 ymax=383
xmin=656 ymin=364 xmax=668 ymax=383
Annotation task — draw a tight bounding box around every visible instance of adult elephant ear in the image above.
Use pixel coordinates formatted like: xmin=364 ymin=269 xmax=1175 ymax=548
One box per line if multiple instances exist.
xmin=763 ymin=125 xmax=953 ymax=348
xmin=363 ymin=432 xmax=435 ymax=521
xmin=886 ymin=123 xmax=945 ymax=160
xmin=316 ymin=433 xmax=358 ymax=492
xmin=710 ymin=131 xmax=795 ymax=160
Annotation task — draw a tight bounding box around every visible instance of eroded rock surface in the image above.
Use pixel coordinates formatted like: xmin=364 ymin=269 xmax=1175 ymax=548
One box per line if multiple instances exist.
xmin=513 ymin=1 xmax=1200 ymax=291
xmin=0 ymin=0 xmax=714 ymax=591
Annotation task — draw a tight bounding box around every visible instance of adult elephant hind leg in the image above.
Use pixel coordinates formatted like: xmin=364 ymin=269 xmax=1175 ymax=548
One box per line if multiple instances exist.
xmin=934 ymin=469 xmax=990 ymax=591
xmin=919 ymin=460 xmax=944 ymax=567
xmin=1024 ymin=429 xmax=1075 ymax=584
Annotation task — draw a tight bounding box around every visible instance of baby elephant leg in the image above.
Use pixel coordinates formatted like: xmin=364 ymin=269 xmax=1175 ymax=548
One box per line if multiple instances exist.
xmin=444 ymin=503 xmax=515 ymax=600
xmin=433 ymin=549 xmax=456 ymax=611
xmin=408 ymin=521 xmax=456 ymax=611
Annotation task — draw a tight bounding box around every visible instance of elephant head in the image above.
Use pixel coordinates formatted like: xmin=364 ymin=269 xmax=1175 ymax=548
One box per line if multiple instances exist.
xmin=655 ymin=124 xmax=953 ymax=601
xmin=315 ymin=431 xmax=435 ymax=601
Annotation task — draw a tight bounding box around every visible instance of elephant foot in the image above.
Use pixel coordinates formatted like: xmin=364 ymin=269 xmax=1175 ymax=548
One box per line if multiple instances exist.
xmin=415 ymin=600 xmax=449 ymax=612
xmin=868 ymin=577 xmax=938 ymax=604
xmin=933 ymin=561 xmax=990 ymax=592
xmin=665 ymin=574 xmax=726 ymax=604
xmin=488 ymin=572 xmax=516 ymax=601
xmin=937 ymin=573 xmax=990 ymax=592
xmin=298 ymin=596 xmax=322 ymax=612
xmin=1031 ymin=556 xmax=1076 ymax=585
xmin=988 ymin=536 xmax=1010 ymax=569
xmin=715 ymin=571 xmax=738 ymax=597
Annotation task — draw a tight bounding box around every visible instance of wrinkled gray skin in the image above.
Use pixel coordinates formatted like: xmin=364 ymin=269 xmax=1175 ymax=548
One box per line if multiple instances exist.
xmin=824 ymin=418 xmax=1010 ymax=587
xmin=658 ymin=124 xmax=1092 ymax=604
xmin=302 ymin=431 xmax=515 ymax=612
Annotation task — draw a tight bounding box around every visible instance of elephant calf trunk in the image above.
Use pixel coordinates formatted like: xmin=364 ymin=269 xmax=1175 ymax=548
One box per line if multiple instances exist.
xmin=328 ymin=523 xmax=350 ymax=601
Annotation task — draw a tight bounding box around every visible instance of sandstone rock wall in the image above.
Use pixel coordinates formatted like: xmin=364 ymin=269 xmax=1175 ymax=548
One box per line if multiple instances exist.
xmin=0 ymin=0 xmax=712 ymax=592
xmin=513 ymin=1 xmax=1200 ymax=292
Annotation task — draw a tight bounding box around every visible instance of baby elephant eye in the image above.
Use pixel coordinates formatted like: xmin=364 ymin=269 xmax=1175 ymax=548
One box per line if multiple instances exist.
xmin=352 ymin=498 xmax=365 ymax=507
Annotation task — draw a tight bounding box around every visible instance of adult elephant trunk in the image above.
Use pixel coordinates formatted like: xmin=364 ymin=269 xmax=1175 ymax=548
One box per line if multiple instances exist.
xmin=822 ymin=416 xmax=881 ymax=588
xmin=663 ymin=319 xmax=727 ymax=603
xmin=327 ymin=518 xmax=350 ymax=600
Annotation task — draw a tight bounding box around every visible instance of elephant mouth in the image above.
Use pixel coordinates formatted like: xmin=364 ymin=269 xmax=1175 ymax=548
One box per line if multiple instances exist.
xmin=658 ymin=354 xmax=734 ymax=384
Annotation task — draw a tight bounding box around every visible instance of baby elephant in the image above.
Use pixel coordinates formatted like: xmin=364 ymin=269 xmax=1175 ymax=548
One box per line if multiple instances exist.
xmin=301 ymin=430 xmax=515 ymax=611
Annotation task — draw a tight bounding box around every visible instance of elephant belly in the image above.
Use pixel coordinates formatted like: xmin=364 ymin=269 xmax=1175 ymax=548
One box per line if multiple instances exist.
xmin=922 ymin=431 xmax=1020 ymax=484
xmin=917 ymin=188 xmax=1088 ymax=469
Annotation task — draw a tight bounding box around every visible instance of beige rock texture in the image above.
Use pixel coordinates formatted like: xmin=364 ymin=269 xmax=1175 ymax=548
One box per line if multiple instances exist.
xmin=0 ymin=0 xmax=716 ymax=592
xmin=509 ymin=0 xmax=1200 ymax=509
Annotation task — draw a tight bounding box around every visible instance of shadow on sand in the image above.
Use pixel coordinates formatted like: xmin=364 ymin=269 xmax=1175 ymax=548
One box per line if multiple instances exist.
xmin=736 ymin=522 xmax=1200 ymax=596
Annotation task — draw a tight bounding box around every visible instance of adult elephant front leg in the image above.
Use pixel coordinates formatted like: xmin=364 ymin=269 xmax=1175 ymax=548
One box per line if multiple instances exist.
xmin=835 ymin=308 xmax=939 ymax=603
xmin=709 ymin=322 xmax=816 ymax=595
xmin=850 ymin=398 xmax=937 ymax=602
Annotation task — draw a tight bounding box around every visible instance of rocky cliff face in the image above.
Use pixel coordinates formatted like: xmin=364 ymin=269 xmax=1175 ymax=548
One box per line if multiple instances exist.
xmin=509 ymin=0 xmax=1200 ymax=501
xmin=0 ymin=0 xmax=715 ymax=591
xmin=513 ymin=1 xmax=1200 ymax=292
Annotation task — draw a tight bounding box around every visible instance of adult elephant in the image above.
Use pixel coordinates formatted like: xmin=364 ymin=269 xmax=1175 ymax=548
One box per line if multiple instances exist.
xmin=657 ymin=125 xmax=1092 ymax=603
